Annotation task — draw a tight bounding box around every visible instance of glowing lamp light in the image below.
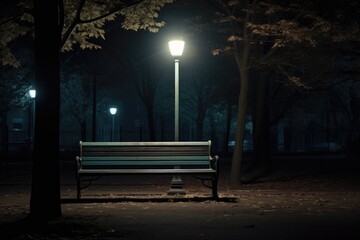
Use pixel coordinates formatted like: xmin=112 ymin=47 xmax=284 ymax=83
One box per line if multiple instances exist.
xmin=109 ymin=107 xmax=117 ymax=115
xmin=168 ymin=40 xmax=185 ymax=57
xmin=29 ymin=89 xmax=36 ymax=98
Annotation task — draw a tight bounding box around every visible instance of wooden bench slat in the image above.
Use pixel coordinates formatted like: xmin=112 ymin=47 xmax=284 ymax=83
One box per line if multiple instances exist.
xmin=82 ymin=145 xmax=209 ymax=149
xmin=81 ymin=141 xmax=211 ymax=147
xmin=81 ymin=160 xmax=210 ymax=166
xmin=82 ymin=149 xmax=209 ymax=152
xmin=81 ymin=144 xmax=209 ymax=153
xmin=82 ymin=149 xmax=209 ymax=154
xmin=81 ymin=156 xmax=209 ymax=161
xmin=79 ymin=168 xmax=216 ymax=174
xmin=81 ymin=153 xmax=209 ymax=158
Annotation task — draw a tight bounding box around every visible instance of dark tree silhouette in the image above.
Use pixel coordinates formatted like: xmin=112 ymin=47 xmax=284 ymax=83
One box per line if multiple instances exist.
xmin=135 ymin=67 xmax=159 ymax=141
xmin=30 ymin=0 xmax=61 ymax=220
xmin=26 ymin=0 xmax=174 ymax=221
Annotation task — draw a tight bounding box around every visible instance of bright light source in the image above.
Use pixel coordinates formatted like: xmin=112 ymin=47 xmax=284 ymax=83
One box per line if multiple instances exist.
xmin=168 ymin=40 xmax=185 ymax=57
xmin=109 ymin=107 xmax=117 ymax=115
xmin=29 ymin=89 xmax=36 ymax=98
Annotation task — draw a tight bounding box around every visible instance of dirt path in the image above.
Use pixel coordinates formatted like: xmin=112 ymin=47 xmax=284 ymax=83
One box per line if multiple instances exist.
xmin=1 ymin=156 xmax=360 ymax=239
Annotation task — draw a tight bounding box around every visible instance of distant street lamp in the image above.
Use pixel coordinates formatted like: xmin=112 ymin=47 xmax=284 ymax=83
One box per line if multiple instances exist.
xmin=109 ymin=107 xmax=117 ymax=141
xmin=29 ymin=89 xmax=36 ymax=146
xmin=29 ymin=89 xmax=36 ymax=99
xmin=168 ymin=39 xmax=185 ymax=195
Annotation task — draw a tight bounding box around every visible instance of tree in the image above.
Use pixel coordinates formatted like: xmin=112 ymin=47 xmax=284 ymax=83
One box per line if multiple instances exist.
xmin=1 ymin=0 xmax=174 ymax=67
xmin=0 ymin=1 xmax=31 ymax=68
xmin=187 ymin=73 xmax=218 ymax=140
xmin=60 ymin=73 xmax=92 ymax=141
xmin=182 ymin=58 xmax=235 ymax=141
xmin=127 ymin=32 xmax=163 ymax=141
xmin=135 ymin=65 xmax=159 ymax=141
xmin=193 ymin=0 xmax=360 ymax=185
xmin=0 ymin=38 xmax=34 ymax=161
xmin=1 ymin=0 xmax=174 ymax=221
xmin=0 ymin=62 xmax=33 ymax=163
xmin=30 ymin=0 xmax=61 ymax=220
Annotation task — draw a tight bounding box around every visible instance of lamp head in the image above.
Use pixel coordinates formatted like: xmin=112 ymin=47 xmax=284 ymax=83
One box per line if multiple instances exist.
xmin=109 ymin=107 xmax=117 ymax=115
xmin=168 ymin=40 xmax=185 ymax=57
xmin=29 ymin=89 xmax=36 ymax=99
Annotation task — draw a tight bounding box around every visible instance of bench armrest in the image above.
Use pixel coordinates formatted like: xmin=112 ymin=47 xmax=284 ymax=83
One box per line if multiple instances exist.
xmin=76 ymin=156 xmax=81 ymax=170
xmin=210 ymin=155 xmax=219 ymax=171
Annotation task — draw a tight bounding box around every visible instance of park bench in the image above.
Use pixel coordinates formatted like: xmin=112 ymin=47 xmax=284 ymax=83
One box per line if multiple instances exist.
xmin=76 ymin=141 xmax=219 ymax=199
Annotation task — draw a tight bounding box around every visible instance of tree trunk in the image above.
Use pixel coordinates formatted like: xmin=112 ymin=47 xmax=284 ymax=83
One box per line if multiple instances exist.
xmin=248 ymin=72 xmax=271 ymax=180
xmin=30 ymin=0 xmax=62 ymax=221
xmin=81 ymin=120 xmax=87 ymax=141
xmin=222 ymin=102 xmax=232 ymax=155
xmin=229 ymin=2 xmax=253 ymax=186
xmin=196 ymin=110 xmax=206 ymax=141
xmin=0 ymin=112 xmax=9 ymax=168
xmin=146 ymin=102 xmax=156 ymax=141
xmin=135 ymin=70 xmax=157 ymax=142
xmin=230 ymin=67 xmax=249 ymax=186
xmin=346 ymin=96 xmax=360 ymax=160
xmin=92 ymin=72 xmax=97 ymax=141
xmin=160 ymin=115 xmax=165 ymax=141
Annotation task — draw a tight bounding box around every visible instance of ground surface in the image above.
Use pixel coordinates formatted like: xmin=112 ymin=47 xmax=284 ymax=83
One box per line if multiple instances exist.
xmin=1 ymin=154 xmax=360 ymax=239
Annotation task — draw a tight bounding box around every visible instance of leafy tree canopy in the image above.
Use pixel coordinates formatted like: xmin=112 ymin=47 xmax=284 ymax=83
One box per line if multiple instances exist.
xmin=0 ymin=0 xmax=174 ymax=68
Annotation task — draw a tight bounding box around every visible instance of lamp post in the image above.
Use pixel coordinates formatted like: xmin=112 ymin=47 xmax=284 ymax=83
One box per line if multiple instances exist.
xmin=168 ymin=40 xmax=185 ymax=141
xmin=109 ymin=107 xmax=117 ymax=141
xmin=168 ymin=39 xmax=185 ymax=195
xmin=29 ymin=89 xmax=36 ymax=147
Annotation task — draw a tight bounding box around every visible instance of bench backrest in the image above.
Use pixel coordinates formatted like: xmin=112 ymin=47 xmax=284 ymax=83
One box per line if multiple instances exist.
xmin=79 ymin=141 xmax=213 ymax=170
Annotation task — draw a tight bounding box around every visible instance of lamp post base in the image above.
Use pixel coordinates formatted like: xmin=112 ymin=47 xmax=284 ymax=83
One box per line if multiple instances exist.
xmin=167 ymin=176 xmax=186 ymax=195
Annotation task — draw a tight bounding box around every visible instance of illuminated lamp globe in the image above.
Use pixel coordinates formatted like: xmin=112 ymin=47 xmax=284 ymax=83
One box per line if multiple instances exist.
xmin=168 ymin=40 xmax=185 ymax=57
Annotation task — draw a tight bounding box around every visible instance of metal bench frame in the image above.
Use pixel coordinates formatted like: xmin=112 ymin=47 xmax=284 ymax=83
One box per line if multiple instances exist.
xmin=76 ymin=141 xmax=219 ymax=199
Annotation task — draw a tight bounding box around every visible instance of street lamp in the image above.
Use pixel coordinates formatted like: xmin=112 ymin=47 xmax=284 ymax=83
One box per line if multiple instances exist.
xmin=29 ymin=89 xmax=36 ymax=147
xmin=29 ymin=89 xmax=36 ymax=99
xmin=168 ymin=40 xmax=185 ymax=141
xmin=109 ymin=107 xmax=117 ymax=141
xmin=168 ymin=39 xmax=185 ymax=195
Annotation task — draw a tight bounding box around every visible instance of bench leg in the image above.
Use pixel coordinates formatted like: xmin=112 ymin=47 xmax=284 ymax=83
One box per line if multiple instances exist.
xmin=77 ymin=186 xmax=81 ymax=200
xmin=76 ymin=173 xmax=81 ymax=200
xmin=212 ymin=178 xmax=218 ymax=200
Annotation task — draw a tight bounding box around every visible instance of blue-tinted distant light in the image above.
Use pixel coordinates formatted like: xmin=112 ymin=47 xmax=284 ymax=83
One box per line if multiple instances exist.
xmin=29 ymin=89 xmax=36 ymax=98
xmin=109 ymin=107 xmax=117 ymax=115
